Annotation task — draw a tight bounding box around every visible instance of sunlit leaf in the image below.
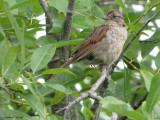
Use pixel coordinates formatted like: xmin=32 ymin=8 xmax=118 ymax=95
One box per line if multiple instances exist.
xmin=31 ymin=44 xmax=56 ymax=73
xmin=22 ymin=93 xmax=46 ymax=119
xmin=140 ymin=69 xmax=154 ymax=91
xmin=42 ymin=68 xmax=76 ymax=77
xmin=0 ymin=91 xmax=10 ymax=104
xmin=146 ymin=74 xmax=160 ymax=113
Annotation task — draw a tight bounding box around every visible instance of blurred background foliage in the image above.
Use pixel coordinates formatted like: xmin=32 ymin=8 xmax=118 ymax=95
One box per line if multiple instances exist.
xmin=0 ymin=0 xmax=160 ymax=120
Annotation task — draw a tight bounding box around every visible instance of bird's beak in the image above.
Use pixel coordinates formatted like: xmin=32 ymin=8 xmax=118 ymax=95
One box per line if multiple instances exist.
xmin=102 ymin=15 xmax=108 ymax=20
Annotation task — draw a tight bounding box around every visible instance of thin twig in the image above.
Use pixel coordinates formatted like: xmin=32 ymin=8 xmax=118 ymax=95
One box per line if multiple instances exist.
xmin=132 ymin=92 xmax=148 ymax=110
xmin=63 ymin=95 xmax=71 ymax=120
xmin=122 ymin=57 xmax=140 ymax=71
xmin=56 ymin=92 xmax=103 ymax=115
xmin=133 ymin=1 xmax=160 ymax=24
xmin=6 ymin=86 xmax=23 ymax=93
xmin=139 ymin=40 xmax=160 ymax=43
xmin=39 ymin=0 xmax=53 ymax=26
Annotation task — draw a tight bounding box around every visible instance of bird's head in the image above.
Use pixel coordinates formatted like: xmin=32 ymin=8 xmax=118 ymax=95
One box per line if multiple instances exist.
xmin=102 ymin=9 xmax=125 ymax=24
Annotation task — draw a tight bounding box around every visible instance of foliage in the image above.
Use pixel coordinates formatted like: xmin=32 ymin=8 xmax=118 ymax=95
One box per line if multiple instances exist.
xmin=0 ymin=0 xmax=160 ymax=119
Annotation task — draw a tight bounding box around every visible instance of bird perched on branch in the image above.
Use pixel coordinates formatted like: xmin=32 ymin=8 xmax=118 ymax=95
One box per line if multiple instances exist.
xmin=60 ymin=9 xmax=128 ymax=70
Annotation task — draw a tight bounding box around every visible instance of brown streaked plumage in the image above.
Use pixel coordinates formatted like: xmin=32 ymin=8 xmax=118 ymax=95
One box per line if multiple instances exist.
xmin=60 ymin=9 xmax=128 ymax=69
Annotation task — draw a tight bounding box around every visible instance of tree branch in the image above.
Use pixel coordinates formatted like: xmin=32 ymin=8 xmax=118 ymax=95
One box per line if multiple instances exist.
xmin=39 ymin=0 xmax=53 ymax=26
xmin=91 ymin=9 xmax=160 ymax=119
xmin=71 ymin=96 xmax=79 ymax=120
xmin=132 ymin=92 xmax=148 ymax=110
xmin=90 ymin=78 xmax=109 ymax=120
xmin=61 ymin=0 xmax=76 ymax=62
xmin=56 ymin=66 xmax=107 ymax=119
xmin=139 ymin=40 xmax=160 ymax=43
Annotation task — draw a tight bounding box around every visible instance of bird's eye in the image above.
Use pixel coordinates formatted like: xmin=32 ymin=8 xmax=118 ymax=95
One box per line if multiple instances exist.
xmin=113 ymin=14 xmax=116 ymax=18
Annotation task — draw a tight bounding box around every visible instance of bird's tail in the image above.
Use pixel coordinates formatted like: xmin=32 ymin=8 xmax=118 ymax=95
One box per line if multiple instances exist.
xmin=49 ymin=58 xmax=73 ymax=80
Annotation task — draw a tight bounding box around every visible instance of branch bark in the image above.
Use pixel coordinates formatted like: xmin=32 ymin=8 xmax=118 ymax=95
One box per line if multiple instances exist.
xmin=90 ymin=9 xmax=160 ymax=119
xmin=56 ymin=66 xmax=107 ymax=120
xmin=139 ymin=40 xmax=160 ymax=43
xmin=61 ymin=0 xmax=76 ymax=62
xmin=39 ymin=0 xmax=53 ymax=26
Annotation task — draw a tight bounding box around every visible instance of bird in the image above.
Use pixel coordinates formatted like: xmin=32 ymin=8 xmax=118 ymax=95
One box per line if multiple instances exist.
xmin=60 ymin=9 xmax=128 ymax=70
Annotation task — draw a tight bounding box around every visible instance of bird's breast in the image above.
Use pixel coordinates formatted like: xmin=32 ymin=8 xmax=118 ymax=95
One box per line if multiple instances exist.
xmin=92 ymin=26 xmax=127 ymax=65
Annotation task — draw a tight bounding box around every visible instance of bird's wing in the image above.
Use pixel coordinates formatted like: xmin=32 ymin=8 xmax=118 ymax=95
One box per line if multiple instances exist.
xmin=72 ymin=25 xmax=109 ymax=62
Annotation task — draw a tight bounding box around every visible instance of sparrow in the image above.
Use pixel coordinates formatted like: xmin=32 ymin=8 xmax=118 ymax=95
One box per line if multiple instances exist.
xmin=60 ymin=9 xmax=128 ymax=70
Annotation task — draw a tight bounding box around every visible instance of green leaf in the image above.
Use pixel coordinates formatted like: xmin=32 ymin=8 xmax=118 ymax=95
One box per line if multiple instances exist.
xmin=115 ymin=0 xmax=128 ymax=16
xmin=0 ymin=77 xmax=6 ymax=89
xmin=141 ymin=42 xmax=155 ymax=58
xmin=31 ymin=44 xmax=56 ymax=73
xmin=101 ymin=96 xmax=129 ymax=114
xmin=44 ymin=83 xmax=69 ymax=94
xmin=39 ymin=71 xmax=85 ymax=96
xmin=3 ymin=2 xmax=25 ymax=71
xmin=55 ymin=38 xmax=83 ymax=48
xmin=42 ymin=68 xmax=76 ymax=77
xmin=91 ymin=4 xmax=104 ymax=18
xmin=10 ymin=84 xmax=25 ymax=93
xmin=3 ymin=47 xmax=17 ymax=68
xmin=49 ymin=0 xmax=68 ymax=14
xmin=19 ymin=74 xmax=38 ymax=98
xmin=3 ymin=62 xmax=19 ymax=82
xmin=129 ymin=23 xmax=141 ymax=33
xmin=140 ymin=69 xmax=154 ymax=91
xmin=52 ymin=17 xmax=65 ymax=33
xmin=47 ymin=114 xmax=57 ymax=120
xmin=81 ymin=0 xmax=94 ymax=8
xmin=155 ymin=51 xmax=160 ymax=68
xmin=124 ymin=67 xmax=130 ymax=101
xmin=0 ymin=25 xmax=6 ymax=39
xmin=0 ymin=107 xmax=5 ymax=120
xmin=22 ymin=93 xmax=46 ymax=119
xmin=82 ymin=106 xmax=94 ymax=119
xmin=154 ymin=102 xmax=160 ymax=119
xmin=0 ymin=90 xmax=10 ymax=104
xmin=124 ymin=111 xmax=145 ymax=120
xmin=142 ymin=102 xmax=149 ymax=119
xmin=10 ymin=0 xmax=30 ymax=10
xmin=4 ymin=109 xmax=32 ymax=120
xmin=107 ymin=80 xmax=117 ymax=95
xmin=0 ymin=40 xmax=11 ymax=65
xmin=54 ymin=72 xmax=85 ymax=88
xmin=37 ymin=35 xmax=57 ymax=46
xmin=146 ymin=74 xmax=160 ymax=113
xmin=101 ymin=96 xmax=144 ymax=120
xmin=124 ymin=34 xmax=140 ymax=59
xmin=51 ymin=92 xmax=66 ymax=105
